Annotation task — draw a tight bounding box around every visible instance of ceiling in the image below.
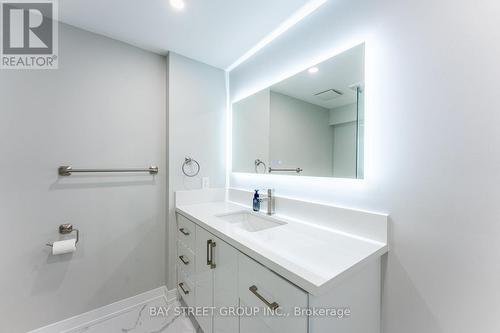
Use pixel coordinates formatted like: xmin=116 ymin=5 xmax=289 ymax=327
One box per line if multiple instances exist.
xmin=271 ymin=44 xmax=364 ymax=109
xmin=58 ymin=0 xmax=311 ymax=69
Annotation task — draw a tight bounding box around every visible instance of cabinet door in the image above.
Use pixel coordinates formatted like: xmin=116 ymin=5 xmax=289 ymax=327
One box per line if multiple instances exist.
xmin=177 ymin=264 xmax=195 ymax=308
xmin=195 ymin=226 xmax=215 ymax=333
xmin=177 ymin=213 xmax=196 ymax=251
xmin=239 ymin=254 xmax=308 ymax=333
xmin=213 ymin=238 xmax=239 ymax=333
xmin=239 ymin=307 xmax=274 ymax=333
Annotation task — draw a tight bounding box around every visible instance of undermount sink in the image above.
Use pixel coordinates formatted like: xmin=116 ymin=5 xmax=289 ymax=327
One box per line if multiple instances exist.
xmin=216 ymin=211 xmax=286 ymax=232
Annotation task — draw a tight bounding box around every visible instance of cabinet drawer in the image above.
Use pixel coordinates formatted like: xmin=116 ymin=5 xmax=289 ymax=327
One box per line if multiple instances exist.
xmin=177 ymin=241 xmax=195 ymax=275
xmin=239 ymin=254 xmax=308 ymax=333
xmin=177 ymin=213 xmax=195 ymax=251
xmin=177 ymin=265 xmax=194 ymax=307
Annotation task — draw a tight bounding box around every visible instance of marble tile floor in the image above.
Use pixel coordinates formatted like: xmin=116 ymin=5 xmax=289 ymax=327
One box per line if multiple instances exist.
xmin=67 ymin=296 xmax=199 ymax=333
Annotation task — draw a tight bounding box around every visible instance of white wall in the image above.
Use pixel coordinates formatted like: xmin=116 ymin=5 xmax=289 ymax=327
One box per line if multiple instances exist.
xmin=232 ymin=89 xmax=270 ymax=173
xmin=229 ymin=0 xmax=500 ymax=332
xmin=269 ymin=92 xmax=332 ymax=177
xmin=329 ymin=103 xmax=356 ymax=125
xmin=0 ymin=24 xmax=166 ymax=333
xmin=167 ymin=52 xmax=226 ymax=288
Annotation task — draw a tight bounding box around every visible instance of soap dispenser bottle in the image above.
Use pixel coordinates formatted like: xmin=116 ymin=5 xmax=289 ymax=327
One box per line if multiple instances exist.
xmin=253 ymin=190 xmax=260 ymax=212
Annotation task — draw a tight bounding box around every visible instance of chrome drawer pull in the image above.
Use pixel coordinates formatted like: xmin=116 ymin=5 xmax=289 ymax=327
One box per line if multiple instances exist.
xmin=179 ymin=255 xmax=189 ymax=265
xmin=207 ymin=239 xmax=216 ymax=269
xmin=179 ymin=228 xmax=190 ymax=236
xmin=179 ymin=282 xmax=190 ymax=295
xmin=249 ymin=285 xmax=279 ymax=311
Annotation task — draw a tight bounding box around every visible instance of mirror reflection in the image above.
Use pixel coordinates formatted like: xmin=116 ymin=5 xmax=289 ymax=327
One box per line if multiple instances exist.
xmin=232 ymin=43 xmax=365 ymax=179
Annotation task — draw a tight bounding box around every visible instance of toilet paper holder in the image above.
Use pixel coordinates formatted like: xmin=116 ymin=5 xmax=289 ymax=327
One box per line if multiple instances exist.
xmin=46 ymin=224 xmax=79 ymax=247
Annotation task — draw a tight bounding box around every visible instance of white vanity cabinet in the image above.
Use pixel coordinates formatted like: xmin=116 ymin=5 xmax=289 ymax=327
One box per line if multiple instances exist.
xmin=177 ymin=214 xmax=196 ymax=307
xmin=177 ymin=212 xmax=307 ymax=333
xmin=176 ymin=211 xmax=382 ymax=333
xmin=177 ymin=213 xmax=239 ymax=333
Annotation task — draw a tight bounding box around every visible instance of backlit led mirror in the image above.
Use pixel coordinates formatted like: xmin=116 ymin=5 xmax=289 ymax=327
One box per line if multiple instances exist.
xmin=232 ymin=43 xmax=365 ymax=179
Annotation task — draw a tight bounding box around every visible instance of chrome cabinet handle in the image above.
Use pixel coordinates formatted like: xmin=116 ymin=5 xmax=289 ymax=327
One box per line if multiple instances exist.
xmin=249 ymin=285 xmax=279 ymax=310
xmin=178 ymin=282 xmax=190 ymax=295
xmin=207 ymin=239 xmax=216 ymax=269
xmin=211 ymin=240 xmax=216 ymax=269
xmin=179 ymin=228 xmax=190 ymax=236
xmin=179 ymin=255 xmax=189 ymax=265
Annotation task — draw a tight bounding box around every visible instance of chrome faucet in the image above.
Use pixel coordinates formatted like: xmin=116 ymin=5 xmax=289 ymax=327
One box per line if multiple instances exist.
xmin=259 ymin=189 xmax=275 ymax=215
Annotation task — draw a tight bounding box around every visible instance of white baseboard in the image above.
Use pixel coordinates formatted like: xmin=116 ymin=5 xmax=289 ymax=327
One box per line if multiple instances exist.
xmin=29 ymin=286 xmax=176 ymax=333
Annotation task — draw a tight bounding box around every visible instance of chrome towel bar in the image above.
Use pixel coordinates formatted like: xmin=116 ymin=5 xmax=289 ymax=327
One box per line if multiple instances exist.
xmin=58 ymin=165 xmax=158 ymax=176
xmin=268 ymin=167 xmax=303 ymax=174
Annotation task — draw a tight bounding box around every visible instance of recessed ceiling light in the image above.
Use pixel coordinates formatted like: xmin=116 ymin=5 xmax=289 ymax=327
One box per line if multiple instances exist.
xmin=170 ymin=0 xmax=185 ymax=10
xmin=308 ymin=66 xmax=319 ymax=74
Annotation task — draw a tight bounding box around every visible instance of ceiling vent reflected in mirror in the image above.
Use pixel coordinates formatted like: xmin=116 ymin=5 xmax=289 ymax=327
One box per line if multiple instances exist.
xmin=314 ymin=89 xmax=343 ymax=101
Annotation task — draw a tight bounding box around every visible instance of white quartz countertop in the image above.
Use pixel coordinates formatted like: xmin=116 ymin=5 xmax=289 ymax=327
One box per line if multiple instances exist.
xmin=176 ymin=200 xmax=387 ymax=296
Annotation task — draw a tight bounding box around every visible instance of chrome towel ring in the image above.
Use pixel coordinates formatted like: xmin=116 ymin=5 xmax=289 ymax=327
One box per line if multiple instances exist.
xmin=182 ymin=157 xmax=200 ymax=177
xmin=254 ymin=159 xmax=267 ymax=174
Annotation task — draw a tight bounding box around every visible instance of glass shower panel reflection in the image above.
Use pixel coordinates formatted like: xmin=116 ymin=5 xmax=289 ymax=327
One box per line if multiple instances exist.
xmin=356 ymin=86 xmax=365 ymax=178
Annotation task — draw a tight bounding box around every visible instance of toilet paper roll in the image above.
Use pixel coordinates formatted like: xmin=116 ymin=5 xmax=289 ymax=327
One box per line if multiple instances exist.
xmin=52 ymin=239 xmax=76 ymax=255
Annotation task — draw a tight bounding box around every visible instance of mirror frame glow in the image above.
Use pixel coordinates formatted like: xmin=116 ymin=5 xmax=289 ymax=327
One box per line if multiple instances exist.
xmin=228 ymin=42 xmax=366 ymax=181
